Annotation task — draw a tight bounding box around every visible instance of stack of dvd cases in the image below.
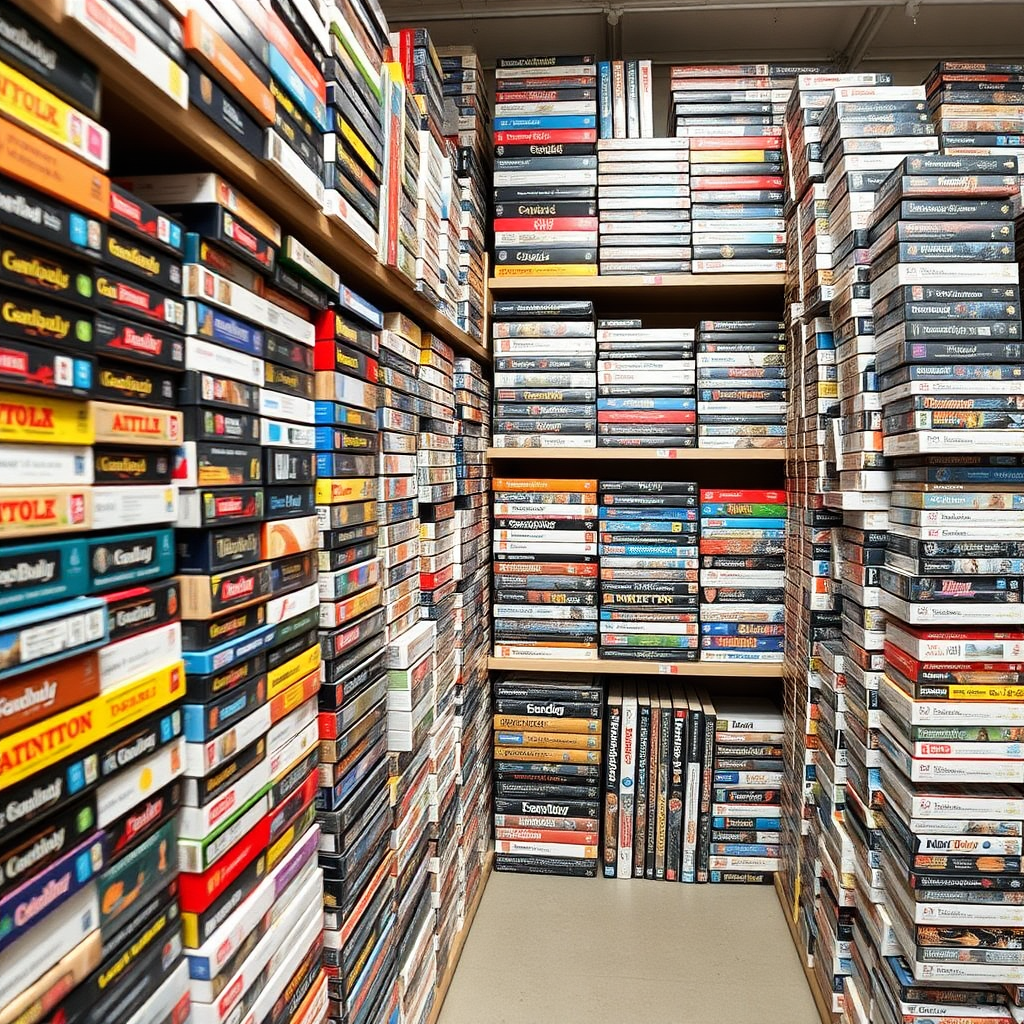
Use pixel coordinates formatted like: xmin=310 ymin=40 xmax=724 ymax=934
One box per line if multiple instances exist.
xmin=325 ymin=5 xmax=388 ymax=249
xmin=387 ymin=617 xmax=438 ymax=1024
xmin=492 ymin=299 xmax=598 ymax=449
xmin=438 ymin=47 xmax=491 ymax=339
xmin=312 ymin=286 xmax=391 ymax=1024
xmin=597 ymin=60 xmax=654 ymax=139
xmin=150 ymin=174 xmax=327 ymax=1024
xmin=696 ymin=320 xmax=787 ymax=449
xmin=926 ymin=61 xmax=1024 ymax=166
xmin=493 ymin=675 xmax=604 ymax=877
xmin=492 ymin=478 xmax=600 ymax=661
xmin=599 ymin=481 xmax=700 ymax=663
xmin=493 ymin=56 xmax=599 ymax=278
xmin=596 ymin=320 xmax=696 ymax=448
xmin=596 ymin=138 xmax=692 ymax=274
xmin=710 ymin=699 xmax=786 ymax=882
xmin=377 ymin=313 xmax=426 ymax=748
xmin=699 ymin=489 xmax=787 ymax=664
xmin=380 ymin=60 xmax=421 ymax=285
xmin=871 ymin=157 xmax=1021 ymax=459
xmin=670 ymin=64 xmax=793 ymax=273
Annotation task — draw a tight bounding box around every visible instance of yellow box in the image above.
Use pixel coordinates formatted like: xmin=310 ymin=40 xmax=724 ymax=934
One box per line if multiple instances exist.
xmin=0 ymin=58 xmax=109 ymax=169
xmin=0 ymin=391 xmax=93 ymax=444
xmin=0 ymin=661 xmax=185 ymax=790
xmin=0 ymin=486 xmax=92 ymax=539
xmin=267 ymin=644 xmax=321 ymax=699
xmin=314 ymin=477 xmax=377 ymax=505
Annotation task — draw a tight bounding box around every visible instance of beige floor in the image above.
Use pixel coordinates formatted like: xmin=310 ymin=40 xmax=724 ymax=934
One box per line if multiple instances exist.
xmin=438 ymin=871 xmax=820 ymax=1024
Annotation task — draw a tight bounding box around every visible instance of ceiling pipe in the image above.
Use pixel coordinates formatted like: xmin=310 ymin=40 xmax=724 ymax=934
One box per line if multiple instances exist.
xmin=384 ymin=0 xmax=1017 ymax=22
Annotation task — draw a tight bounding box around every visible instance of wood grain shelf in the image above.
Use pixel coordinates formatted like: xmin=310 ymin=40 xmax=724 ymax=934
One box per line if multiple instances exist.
xmin=774 ymin=875 xmax=836 ymax=1024
xmin=488 ymin=656 xmax=783 ymax=678
xmin=488 ymin=272 xmax=786 ymax=309
xmin=486 ymin=447 xmax=786 ymax=461
xmin=426 ymin=849 xmax=494 ymax=1024
xmin=18 ymin=0 xmax=489 ymax=363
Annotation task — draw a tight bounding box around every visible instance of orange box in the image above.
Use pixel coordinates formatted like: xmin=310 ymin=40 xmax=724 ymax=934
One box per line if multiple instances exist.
xmin=183 ymin=12 xmax=275 ymax=126
xmin=493 ymin=478 xmax=598 ymax=493
xmin=0 ymin=117 xmax=109 ymax=218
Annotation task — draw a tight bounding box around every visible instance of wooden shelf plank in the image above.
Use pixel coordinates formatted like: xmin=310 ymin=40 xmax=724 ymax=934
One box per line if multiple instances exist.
xmin=486 ymin=447 xmax=786 ymax=461
xmin=488 ymin=656 xmax=783 ymax=678
xmin=426 ymin=849 xmax=494 ymax=1024
xmin=489 ymin=273 xmax=786 ymax=293
xmin=20 ymin=0 xmax=489 ymax=363
xmin=774 ymin=876 xmax=836 ymax=1024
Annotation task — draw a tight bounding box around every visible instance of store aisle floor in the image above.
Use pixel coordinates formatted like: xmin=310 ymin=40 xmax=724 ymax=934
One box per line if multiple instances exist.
xmin=438 ymin=870 xmax=820 ymax=1024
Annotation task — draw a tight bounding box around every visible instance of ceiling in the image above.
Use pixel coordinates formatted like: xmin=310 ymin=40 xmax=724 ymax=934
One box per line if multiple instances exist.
xmin=381 ymin=1 xmax=1024 ymax=78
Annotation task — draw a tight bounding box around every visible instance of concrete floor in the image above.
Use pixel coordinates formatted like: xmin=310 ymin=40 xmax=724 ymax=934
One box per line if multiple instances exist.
xmin=438 ymin=871 xmax=820 ymax=1024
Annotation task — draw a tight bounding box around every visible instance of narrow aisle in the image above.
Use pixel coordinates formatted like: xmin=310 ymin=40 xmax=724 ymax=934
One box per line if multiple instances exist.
xmin=438 ymin=872 xmax=820 ymax=1024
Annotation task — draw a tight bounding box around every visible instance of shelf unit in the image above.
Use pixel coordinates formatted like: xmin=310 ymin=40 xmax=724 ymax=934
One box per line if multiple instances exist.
xmin=488 ymin=656 xmax=784 ymax=678
xmin=15 ymin=0 xmax=489 ymax=364
xmin=487 ymin=447 xmax=786 ymax=461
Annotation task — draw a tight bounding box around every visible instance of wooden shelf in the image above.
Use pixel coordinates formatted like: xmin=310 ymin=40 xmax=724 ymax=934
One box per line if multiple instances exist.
xmin=488 ymin=656 xmax=783 ymax=678
xmin=774 ymin=876 xmax=835 ymax=1024
xmin=489 ymin=272 xmax=786 ymax=307
xmin=487 ymin=447 xmax=786 ymax=461
xmin=426 ymin=849 xmax=494 ymax=1024
xmin=22 ymin=0 xmax=489 ymax=363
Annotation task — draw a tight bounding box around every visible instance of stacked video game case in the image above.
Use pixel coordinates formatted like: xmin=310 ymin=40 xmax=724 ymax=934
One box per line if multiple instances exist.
xmin=325 ymin=5 xmax=388 ymax=249
xmin=312 ymin=285 xmax=393 ymax=1024
xmin=699 ymin=489 xmax=786 ymax=663
xmin=492 ymin=299 xmax=598 ymax=448
xmin=130 ymin=170 xmax=328 ymax=1024
xmin=493 ymin=675 xmax=603 ymax=877
xmin=710 ymin=699 xmax=785 ymax=882
xmin=379 ymin=57 xmax=421 ymax=285
xmin=438 ymin=47 xmax=491 ymax=340
xmin=603 ymin=684 xmax=718 ymax=882
xmin=0 ymin=22 xmax=190 ymax=1013
xmin=492 ymin=478 xmax=600 ymax=661
xmin=597 ymin=60 xmax=654 ymax=139
xmin=452 ymin=354 xmax=493 ymax=915
xmin=599 ymin=481 xmax=700 ymax=662
xmin=696 ymin=320 xmax=787 ymax=448
xmin=596 ymin=320 xmax=696 ymax=447
xmin=597 ymin=137 xmax=691 ymax=274
xmin=669 ymin=64 xmax=796 ymax=272
xmin=493 ymin=55 xmax=599 ymax=278
xmin=926 ymin=60 xmax=1024 ymax=167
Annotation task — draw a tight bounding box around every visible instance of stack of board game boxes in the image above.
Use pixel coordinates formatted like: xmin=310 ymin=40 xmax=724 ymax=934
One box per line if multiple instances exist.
xmin=596 ymin=138 xmax=692 ymax=275
xmin=596 ymin=60 xmax=655 ymax=139
xmin=699 ymin=490 xmax=788 ymax=665
xmin=493 ymin=676 xmax=604 ymax=877
xmin=599 ymin=481 xmax=701 ymax=662
xmin=926 ymin=60 xmax=1024 ymax=167
xmin=596 ymin=321 xmax=697 ymax=448
xmin=492 ymin=55 xmax=599 ymax=278
xmin=492 ymin=300 xmax=598 ymax=449
xmin=313 ymin=289 xmax=393 ymax=1024
xmin=696 ymin=320 xmax=788 ymax=449
xmin=778 ymin=70 xmax=893 ymax=967
xmin=0 ymin=23 xmax=194 ymax=1024
xmin=492 ymin=478 xmax=600 ymax=662
xmin=451 ymin=355 xmax=493 ymax=929
xmin=602 ymin=688 xmax=785 ymax=884
xmin=669 ymin=63 xmax=791 ymax=273
xmin=438 ymin=46 xmax=492 ymax=341
xmin=325 ymin=1 xmax=389 ymax=250
xmin=870 ymin=158 xmax=1024 ymax=1013
xmin=168 ymin=181 xmax=329 ymax=1024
